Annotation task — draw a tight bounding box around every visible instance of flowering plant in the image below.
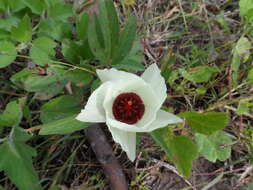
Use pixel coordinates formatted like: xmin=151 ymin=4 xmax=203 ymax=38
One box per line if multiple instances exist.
xmin=76 ymin=64 xmax=182 ymax=161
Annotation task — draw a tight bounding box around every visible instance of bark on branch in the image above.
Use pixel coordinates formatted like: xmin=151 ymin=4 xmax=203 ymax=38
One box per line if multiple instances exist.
xmin=85 ymin=124 xmax=129 ymax=190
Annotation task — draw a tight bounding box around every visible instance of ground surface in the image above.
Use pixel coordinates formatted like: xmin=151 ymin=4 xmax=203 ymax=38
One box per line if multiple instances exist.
xmin=0 ymin=0 xmax=253 ymax=189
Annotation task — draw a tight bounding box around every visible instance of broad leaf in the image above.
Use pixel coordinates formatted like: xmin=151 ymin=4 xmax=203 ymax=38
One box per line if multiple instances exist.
xmin=169 ymin=136 xmax=198 ymax=177
xmin=150 ymin=127 xmax=173 ymax=160
xmin=239 ymin=0 xmax=253 ymax=22
xmin=0 ymin=41 xmax=17 ymax=68
xmin=47 ymin=0 xmax=73 ymax=21
xmin=24 ymin=74 xmax=64 ymax=92
xmin=179 ymin=112 xmax=228 ymax=135
xmin=113 ymin=40 xmax=144 ymax=71
xmin=10 ymin=68 xmax=38 ymax=87
xmin=20 ymin=0 xmax=44 ymax=14
xmin=196 ymin=132 xmax=232 ymax=162
xmin=151 ymin=129 xmax=198 ymax=177
xmin=0 ymin=101 xmax=22 ymax=127
xmin=30 ymin=37 xmax=56 ymax=66
xmin=40 ymin=95 xmax=81 ymax=123
xmin=0 ymin=128 xmax=42 ymax=190
xmin=65 ymin=69 xmax=93 ymax=86
xmin=232 ymin=37 xmax=251 ymax=86
xmin=11 ymin=15 xmax=32 ymax=43
xmin=0 ymin=17 xmax=19 ymax=31
xmin=8 ymin=0 xmax=26 ymax=12
xmin=180 ymin=66 xmax=218 ymax=83
xmin=38 ymin=19 xmax=72 ymax=41
xmin=39 ymin=115 xmax=90 ymax=135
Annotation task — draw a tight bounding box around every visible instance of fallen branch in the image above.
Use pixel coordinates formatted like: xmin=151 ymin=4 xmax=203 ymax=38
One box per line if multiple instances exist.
xmin=85 ymin=124 xmax=129 ymax=190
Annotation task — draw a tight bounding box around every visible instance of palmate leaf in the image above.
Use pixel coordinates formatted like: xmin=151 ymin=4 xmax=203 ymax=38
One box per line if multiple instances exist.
xmin=196 ymin=132 xmax=232 ymax=162
xmin=179 ymin=112 xmax=229 ymax=135
xmin=150 ymin=128 xmax=198 ymax=177
xmin=0 ymin=128 xmax=42 ymax=190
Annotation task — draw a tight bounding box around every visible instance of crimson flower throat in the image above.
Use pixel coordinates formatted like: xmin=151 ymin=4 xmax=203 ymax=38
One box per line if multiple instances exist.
xmin=112 ymin=93 xmax=145 ymax=124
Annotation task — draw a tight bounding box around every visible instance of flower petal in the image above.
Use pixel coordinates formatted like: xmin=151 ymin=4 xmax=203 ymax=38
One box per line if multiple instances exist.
xmin=76 ymin=82 xmax=112 ymax=123
xmin=108 ymin=125 xmax=136 ymax=161
xmin=144 ymin=109 xmax=183 ymax=131
xmin=96 ymin=68 xmax=141 ymax=83
xmin=141 ymin=64 xmax=167 ymax=107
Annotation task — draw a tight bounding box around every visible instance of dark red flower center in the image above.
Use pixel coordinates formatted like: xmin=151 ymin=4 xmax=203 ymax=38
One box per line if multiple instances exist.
xmin=112 ymin=92 xmax=145 ymax=124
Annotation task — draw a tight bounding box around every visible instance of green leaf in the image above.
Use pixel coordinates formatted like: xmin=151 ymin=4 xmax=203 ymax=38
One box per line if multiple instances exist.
xmin=8 ymin=0 xmax=26 ymax=12
xmin=0 ymin=141 xmax=42 ymax=190
xmin=39 ymin=115 xmax=90 ymax=135
xmin=24 ymin=74 xmax=66 ymax=100
xmin=236 ymin=101 xmax=253 ymax=115
xmin=10 ymin=68 xmax=38 ymax=87
xmin=0 ymin=101 xmax=22 ymax=127
xmin=232 ymin=37 xmax=251 ymax=71
xmin=160 ymin=51 xmax=176 ymax=81
xmin=0 ymin=29 xmax=10 ymax=40
xmin=0 ymin=16 xmax=19 ymax=31
xmin=65 ymin=69 xmax=93 ymax=86
xmin=105 ymin=0 xmax=120 ymax=54
xmin=169 ymin=136 xmax=198 ymax=177
xmin=88 ymin=14 xmax=107 ymax=63
xmin=112 ymin=16 xmax=137 ymax=63
xmin=13 ymin=127 xmax=32 ymax=142
xmin=0 ymin=0 xmax=6 ymax=11
xmin=195 ymin=132 xmax=232 ymax=162
xmin=20 ymin=0 xmax=44 ymax=14
xmin=0 ymin=41 xmax=17 ymax=68
xmin=47 ymin=0 xmax=73 ymax=21
xmin=62 ymin=40 xmax=86 ymax=64
xmin=38 ymin=19 xmax=72 ymax=41
xmin=239 ymin=0 xmax=253 ymax=22
xmin=232 ymin=37 xmax=251 ymax=86
xmin=113 ymin=40 xmax=144 ymax=71
xmin=150 ymin=129 xmax=198 ymax=177
xmin=150 ymin=127 xmax=174 ymax=160
xmin=40 ymin=95 xmax=81 ymax=123
xmin=76 ymin=12 xmax=89 ymax=40
xmin=247 ymin=68 xmax=253 ymax=83
xmin=30 ymin=37 xmax=56 ymax=66
xmin=11 ymin=15 xmax=32 ymax=43
xmin=113 ymin=60 xmax=145 ymax=71
xmin=97 ymin=0 xmax=112 ymax=61
xmin=24 ymin=74 xmax=63 ymax=92
xmin=180 ymin=66 xmax=218 ymax=83
xmin=179 ymin=112 xmax=229 ymax=135
xmin=247 ymin=182 xmax=253 ymax=190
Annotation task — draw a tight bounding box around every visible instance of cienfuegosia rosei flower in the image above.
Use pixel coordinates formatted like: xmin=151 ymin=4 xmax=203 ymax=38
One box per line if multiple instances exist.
xmin=76 ymin=64 xmax=182 ymax=161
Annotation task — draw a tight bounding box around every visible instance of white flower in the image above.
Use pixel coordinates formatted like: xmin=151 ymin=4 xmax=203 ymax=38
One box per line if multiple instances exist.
xmin=76 ymin=64 xmax=182 ymax=161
